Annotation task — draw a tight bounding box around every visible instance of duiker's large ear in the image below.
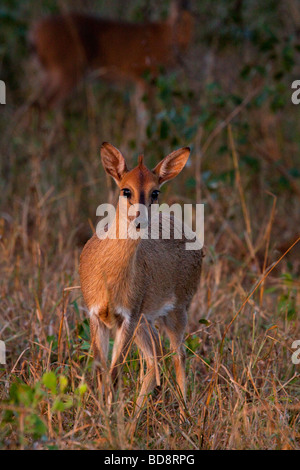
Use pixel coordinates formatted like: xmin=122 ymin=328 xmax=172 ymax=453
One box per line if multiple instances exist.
xmin=152 ymin=147 xmax=190 ymax=186
xmin=101 ymin=142 xmax=128 ymax=184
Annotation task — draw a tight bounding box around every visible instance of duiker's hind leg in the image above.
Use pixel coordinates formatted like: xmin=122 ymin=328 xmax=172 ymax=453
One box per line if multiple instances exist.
xmin=89 ymin=311 xmax=109 ymax=393
xmin=162 ymin=309 xmax=188 ymax=419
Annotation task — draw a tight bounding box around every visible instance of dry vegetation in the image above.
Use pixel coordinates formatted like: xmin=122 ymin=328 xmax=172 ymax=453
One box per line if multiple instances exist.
xmin=0 ymin=0 xmax=300 ymax=450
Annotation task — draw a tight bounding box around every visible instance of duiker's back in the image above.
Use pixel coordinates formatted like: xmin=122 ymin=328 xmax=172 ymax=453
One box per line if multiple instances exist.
xmin=29 ymin=3 xmax=194 ymax=106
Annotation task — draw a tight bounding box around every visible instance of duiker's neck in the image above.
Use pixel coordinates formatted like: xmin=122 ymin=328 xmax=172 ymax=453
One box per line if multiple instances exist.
xmin=102 ymin=211 xmax=140 ymax=301
xmin=106 ymin=206 xmax=141 ymax=244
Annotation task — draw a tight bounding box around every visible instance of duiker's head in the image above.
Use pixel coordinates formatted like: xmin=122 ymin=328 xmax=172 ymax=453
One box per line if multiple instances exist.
xmin=100 ymin=142 xmax=190 ymax=225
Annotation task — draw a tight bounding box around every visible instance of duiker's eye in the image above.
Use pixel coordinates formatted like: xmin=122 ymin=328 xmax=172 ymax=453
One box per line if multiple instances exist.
xmin=151 ymin=190 xmax=160 ymax=201
xmin=121 ymin=188 xmax=131 ymax=198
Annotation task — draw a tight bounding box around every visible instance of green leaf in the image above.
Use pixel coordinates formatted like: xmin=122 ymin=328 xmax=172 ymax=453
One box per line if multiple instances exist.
xmin=199 ymin=318 xmax=210 ymax=326
xmin=25 ymin=414 xmax=47 ymax=439
xmin=78 ymin=383 xmax=87 ymax=396
xmin=42 ymin=372 xmax=57 ymax=395
xmin=59 ymin=375 xmax=68 ymax=393
xmin=186 ymin=335 xmax=201 ymax=353
xmin=52 ymin=397 xmax=73 ymax=412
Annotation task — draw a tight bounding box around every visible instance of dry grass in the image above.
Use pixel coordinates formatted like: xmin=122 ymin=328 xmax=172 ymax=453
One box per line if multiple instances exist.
xmin=0 ymin=0 xmax=300 ymax=450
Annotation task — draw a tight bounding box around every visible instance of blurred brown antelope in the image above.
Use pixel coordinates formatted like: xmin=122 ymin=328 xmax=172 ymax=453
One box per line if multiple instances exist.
xmin=79 ymin=142 xmax=203 ymax=424
xmin=29 ymin=1 xmax=194 ymax=132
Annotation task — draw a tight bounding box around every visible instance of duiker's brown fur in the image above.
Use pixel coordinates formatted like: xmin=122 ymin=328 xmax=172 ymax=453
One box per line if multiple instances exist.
xmin=79 ymin=142 xmax=203 ymax=423
xmin=29 ymin=2 xmax=194 ymax=108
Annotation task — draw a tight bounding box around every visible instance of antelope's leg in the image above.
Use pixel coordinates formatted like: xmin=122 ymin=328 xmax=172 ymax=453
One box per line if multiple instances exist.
xmin=109 ymin=315 xmax=160 ymax=404
xmin=161 ymin=309 xmax=188 ymax=419
xmin=133 ymin=320 xmax=161 ymax=414
xmin=89 ymin=311 xmax=109 ymax=393
xmin=110 ymin=316 xmax=139 ymax=385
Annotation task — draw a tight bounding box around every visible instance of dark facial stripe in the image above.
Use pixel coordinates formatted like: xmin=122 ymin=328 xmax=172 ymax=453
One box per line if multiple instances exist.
xmin=138 ymin=168 xmax=146 ymax=205
xmin=139 ymin=189 xmax=145 ymax=205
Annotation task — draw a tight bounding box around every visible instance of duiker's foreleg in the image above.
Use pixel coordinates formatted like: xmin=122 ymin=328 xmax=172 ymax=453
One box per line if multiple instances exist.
xmin=125 ymin=320 xmax=161 ymax=435
xmin=162 ymin=309 xmax=188 ymax=419
xmin=109 ymin=316 xmax=160 ymax=405
xmin=134 ymin=321 xmax=161 ymax=413
xmin=110 ymin=317 xmax=139 ymax=385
